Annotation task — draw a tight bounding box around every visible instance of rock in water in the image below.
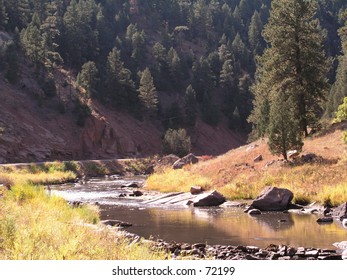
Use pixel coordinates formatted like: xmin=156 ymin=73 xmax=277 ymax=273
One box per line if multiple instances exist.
xmin=251 ymin=186 xmax=294 ymax=211
xmin=317 ymin=217 xmax=333 ymax=224
xmin=332 ymin=202 xmax=347 ymax=219
xmin=193 ymin=191 xmax=226 ymax=207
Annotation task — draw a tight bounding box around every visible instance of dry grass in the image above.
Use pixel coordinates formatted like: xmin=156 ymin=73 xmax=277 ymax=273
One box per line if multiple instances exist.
xmin=0 ymin=165 xmax=166 ymax=260
xmin=147 ymin=126 xmax=347 ymax=206
xmin=146 ymin=167 xmax=212 ymax=193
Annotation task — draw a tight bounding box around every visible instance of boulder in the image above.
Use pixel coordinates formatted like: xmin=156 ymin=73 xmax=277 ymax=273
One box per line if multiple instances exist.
xmin=287 ymin=150 xmax=300 ymax=159
xmin=173 ymin=153 xmax=199 ymax=169
xmin=248 ymin=209 xmax=262 ymax=215
xmin=253 ymin=155 xmax=263 ymax=162
xmin=121 ymin=182 xmax=140 ymax=188
xmin=251 ymin=186 xmax=294 ymax=211
xmin=190 ymin=186 xmax=204 ymax=195
xmin=332 ymin=202 xmax=347 ymax=219
xmin=316 ymin=217 xmax=333 ymax=224
xmin=157 ymin=154 xmax=180 ymax=167
xmin=193 ymin=191 xmax=226 ymax=207
xmin=133 ymin=190 xmax=143 ymax=197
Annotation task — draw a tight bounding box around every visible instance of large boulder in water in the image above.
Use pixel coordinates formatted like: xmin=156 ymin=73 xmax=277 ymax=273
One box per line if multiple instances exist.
xmin=251 ymin=186 xmax=294 ymax=211
xmin=173 ymin=153 xmax=199 ymax=169
xmin=193 ymin=190 xmax=226 ymax=207
xmin=332 ymin=202 xmax=347 ymax=220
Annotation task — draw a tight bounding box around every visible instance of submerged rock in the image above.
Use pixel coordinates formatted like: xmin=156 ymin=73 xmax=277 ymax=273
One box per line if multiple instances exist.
xmin=101 ymin=220 xmax=132 ymax=228
xmin=251 ymin=186 xmax=294 ymax=211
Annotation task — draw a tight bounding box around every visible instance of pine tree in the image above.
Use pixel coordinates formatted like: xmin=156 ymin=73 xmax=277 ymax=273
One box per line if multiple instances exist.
xmin=184 ymin=85 xmax=197 ymax=127
xmin=268 ymin=94 xmax=303 ymax=160
xmin=105 ymin=47 xmax=136 ymax=107
xmin=327 ymin=10 xmax=347 ymax=117
xmin=249 ymin=0 xmax=330 ymax=138
xmin=77 ymin=61 xmax=99 ymax=98
xmin=20 ymin=12 xmax=44 ymax=71
xmin=248 ymin=11 xmax=264 ymax=56
xmin=139 ymin=67 xmax=158 ymax=114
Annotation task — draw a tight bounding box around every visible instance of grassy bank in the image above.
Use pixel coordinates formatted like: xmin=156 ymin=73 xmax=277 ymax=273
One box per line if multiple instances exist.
xmin=146 ymin=129 xmax=347 ymax=207
xmin=0 ymin=164 xmax=165 ymax=260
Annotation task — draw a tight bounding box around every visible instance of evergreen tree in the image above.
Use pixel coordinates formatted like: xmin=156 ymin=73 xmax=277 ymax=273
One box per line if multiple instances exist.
xmin=163 ymin=128 xmax=191 ymax=157
xmin=105 ymin=47 xmax=136 ymax=108
xmin=20 ymin=12 xmax=44 ymax=71
xmin=249 ymin=0 xmax=330 ymax=138
xmin=139 ymin=67 xmax=158 ymax=114
xmin=77 ymin=61 xmax=99 ymax=98
xmin=184 ymin=84 xmax=197 ymax=127
xmin=268 ymin=94 xmax=303 ymax=160
xmin=327 ymin=10 xmax=347 ymax=117
xmin=248 ymin=11 xmax=264 ymax=56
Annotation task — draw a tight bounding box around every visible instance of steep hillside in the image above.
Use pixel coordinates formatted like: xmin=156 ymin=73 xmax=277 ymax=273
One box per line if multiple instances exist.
xmin=0 ymin=73 xmax=246 ymax=163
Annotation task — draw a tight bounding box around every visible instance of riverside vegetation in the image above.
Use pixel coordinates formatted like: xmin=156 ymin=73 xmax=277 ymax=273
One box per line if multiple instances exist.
xmin=0 ymin=162 xmax=165 ymax=260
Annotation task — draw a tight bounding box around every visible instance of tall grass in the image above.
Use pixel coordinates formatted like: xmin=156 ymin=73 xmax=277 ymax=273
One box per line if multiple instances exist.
xmin=146 ymin=168 xmax=212 ymax=193
xmin=0 ymin=165 xmax=166 ymax=260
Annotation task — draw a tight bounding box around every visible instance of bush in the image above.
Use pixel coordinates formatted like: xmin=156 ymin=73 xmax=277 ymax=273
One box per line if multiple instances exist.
xmin=162 ymin=128 xmax=191 ymax=157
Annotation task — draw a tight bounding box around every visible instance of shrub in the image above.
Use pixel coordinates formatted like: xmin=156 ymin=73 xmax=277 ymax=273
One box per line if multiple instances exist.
xmin=162 ymin=128 xmax=191 ymax=157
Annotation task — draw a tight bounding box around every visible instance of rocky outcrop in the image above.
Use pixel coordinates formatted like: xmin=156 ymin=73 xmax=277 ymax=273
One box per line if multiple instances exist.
xmin=173 ymin=153 xmax=199 ymax=169
xmin=251 ymin=186 xmax=294 ymax=211
xmin=192 ymin=191 xmax=226 ymax=207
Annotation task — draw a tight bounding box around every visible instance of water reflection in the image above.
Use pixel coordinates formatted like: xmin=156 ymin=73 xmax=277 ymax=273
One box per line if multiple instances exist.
xmin=50 ymin=177 xmax=347 ymax=249
xmin=100 ymin=205 xmax=347 ymax=249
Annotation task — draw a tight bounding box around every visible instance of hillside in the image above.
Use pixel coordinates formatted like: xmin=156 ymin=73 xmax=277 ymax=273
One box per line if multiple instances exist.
xmin=147 ymin=123 xmax=347 ymax=206
xmin=0 ymin=72 xmax=245 ymax=163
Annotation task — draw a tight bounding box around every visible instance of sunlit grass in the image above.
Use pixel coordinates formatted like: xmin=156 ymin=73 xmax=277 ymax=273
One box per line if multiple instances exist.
xmin=146 ymin=168 xmax=212 ymax=193
xmin=0 ymin=163 xmax=166 ymax=260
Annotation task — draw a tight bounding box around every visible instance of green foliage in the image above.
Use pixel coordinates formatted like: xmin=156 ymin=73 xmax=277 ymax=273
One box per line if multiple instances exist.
xmin=139 ymin=67 xmax=158 ymax=115
xmin=163 ymin=128 xmax=191 ymax=158
xmin=268 ymin=95 xmax=303 ymax=160
xmin=77 ymin=61 xmax=99 ymax=98
xmin=250 ymin=0 xmax=331 ymax=143
xmin=334 ymin=97 xmax=347 ymax=144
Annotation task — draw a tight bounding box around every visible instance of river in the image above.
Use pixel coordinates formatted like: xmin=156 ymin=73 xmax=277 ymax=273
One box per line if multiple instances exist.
xmin=50 ymin=176 xmax=347 ymax=249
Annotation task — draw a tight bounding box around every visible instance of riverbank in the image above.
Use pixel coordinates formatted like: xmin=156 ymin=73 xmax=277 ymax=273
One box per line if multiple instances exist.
xmin=0 ymin=167 xmax=165 ymax=260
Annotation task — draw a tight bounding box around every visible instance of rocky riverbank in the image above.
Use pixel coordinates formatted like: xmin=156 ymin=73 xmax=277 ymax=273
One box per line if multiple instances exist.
xmin=118 ymin=231 xmax=346 ymax=260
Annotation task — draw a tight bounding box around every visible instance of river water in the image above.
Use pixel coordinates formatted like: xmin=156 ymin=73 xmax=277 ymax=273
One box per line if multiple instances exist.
xmin=50 ymin=176 xmax=347 ymax=249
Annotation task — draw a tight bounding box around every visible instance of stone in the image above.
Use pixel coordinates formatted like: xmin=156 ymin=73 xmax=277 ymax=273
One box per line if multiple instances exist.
xmin=332 ymin=202 xmax=347 ymax=219
xmin=193 ymin=190 xmax=226 ymax=207
xmin=342 ymin=249 xmax=347 ymax=260
xmin=190 ymin=186 xmax=204 ymax=195
xmin=101 ymin=220 xmax=132 ymax=228
xmin=316 ymin=217 xmax=333 ymax=224
xmin=253 ymin=155 xmax=263 ymax=162
xmin=158 ymin=154 xmax=180 ymax=167
xmin=121 ymin=182 xmax=140 ymax=188
xmin=173 ymin=153 xmax=199 ymax=169
xmin=287 ymin=150 xmax=300 ymax=159
xmin=333 ymin=241 xmax=347 ymax=250
xmin=251 ymin=186 xmax=294 ymax=211
xmin=144 ymin=165 xmax=155 ymax=175
xmin=133 ymin=190 xmax=143 ymax=197
xmin=248 ymin=209 xmax=262 ymax=215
